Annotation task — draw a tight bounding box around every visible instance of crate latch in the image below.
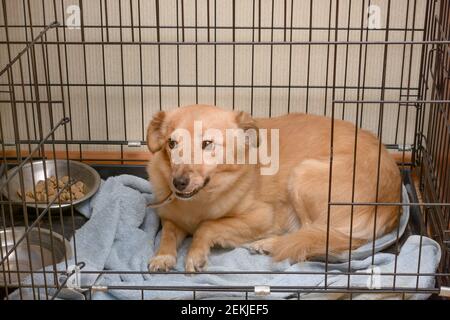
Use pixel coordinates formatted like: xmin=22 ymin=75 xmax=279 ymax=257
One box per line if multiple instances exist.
xmin=64 ymin=262 xmax=87 ymax=292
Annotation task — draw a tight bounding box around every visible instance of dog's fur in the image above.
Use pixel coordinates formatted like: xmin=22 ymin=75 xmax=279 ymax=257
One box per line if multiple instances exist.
xmin=147 ymin=105 xmax=401 ymax=272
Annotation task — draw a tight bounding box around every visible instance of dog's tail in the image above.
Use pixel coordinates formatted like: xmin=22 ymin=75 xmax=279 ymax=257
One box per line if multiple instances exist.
xmin=271 ymin=224 xmax=367 ymax=262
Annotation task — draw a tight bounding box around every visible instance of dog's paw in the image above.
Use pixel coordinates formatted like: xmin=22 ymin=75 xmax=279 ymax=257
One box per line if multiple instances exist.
xmin=245 ymin=237 xmax=278 ymax=255
xmin=148 ymin=254 xmax=176 ymax=272
xmin=185 ymin=250 xmax=208 ymax=273
xmin=273 ymin=246 xmax=309 ymax=263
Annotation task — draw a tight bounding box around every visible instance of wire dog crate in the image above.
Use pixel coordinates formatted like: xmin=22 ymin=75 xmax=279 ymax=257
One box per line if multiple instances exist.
xmin=0 ymin=0 xmax=449 ymax=300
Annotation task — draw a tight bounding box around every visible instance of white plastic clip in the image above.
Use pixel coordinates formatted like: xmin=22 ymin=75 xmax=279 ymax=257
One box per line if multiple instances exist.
xmin=439 ymin=286 xmax=450 ymax=297
xmin=127 ymin=141 xmax=141 ymax=147
xmin=254 ymin=285 xmax=270 ymax=296
xmin=66 ymin=264 xmax=82 ymax=291
xmin=398 ymin=144 xmax=412 ymax=152
xmin=91 ymin=285 xmax=108 ymax=292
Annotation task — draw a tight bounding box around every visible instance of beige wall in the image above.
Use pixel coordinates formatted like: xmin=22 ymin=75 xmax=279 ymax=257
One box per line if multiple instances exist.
xmin=0 ymin=0 xmax=427 ymax=154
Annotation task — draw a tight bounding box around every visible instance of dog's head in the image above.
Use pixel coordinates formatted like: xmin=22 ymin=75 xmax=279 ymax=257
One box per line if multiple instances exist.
xmin=147 ymin=105 xmax=258 ymax=200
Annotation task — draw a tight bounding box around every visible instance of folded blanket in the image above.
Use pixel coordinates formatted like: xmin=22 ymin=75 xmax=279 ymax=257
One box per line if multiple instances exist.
xmin=9 ymin=175 xmax=441 ymax=300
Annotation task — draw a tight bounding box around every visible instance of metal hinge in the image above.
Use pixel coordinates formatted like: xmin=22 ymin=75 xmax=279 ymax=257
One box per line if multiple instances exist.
xmin=439 ymin=286 xmax=450 ymax=297
xmin=254 ymin=285 xmax=270 ymax=296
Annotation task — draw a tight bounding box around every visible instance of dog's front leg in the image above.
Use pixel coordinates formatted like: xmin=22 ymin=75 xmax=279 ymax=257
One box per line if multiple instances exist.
xmin=149 ymin=219 xmax=187 ymax=271
xmin=185 ymin=210 xmax=272 ymax=272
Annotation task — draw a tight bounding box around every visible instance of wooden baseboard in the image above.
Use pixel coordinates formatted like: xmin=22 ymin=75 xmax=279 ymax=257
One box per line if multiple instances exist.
xmin=5 ymin=149 xmax=411 ymax=167
xmin=4 ymin=150 xmax=152 ymax=165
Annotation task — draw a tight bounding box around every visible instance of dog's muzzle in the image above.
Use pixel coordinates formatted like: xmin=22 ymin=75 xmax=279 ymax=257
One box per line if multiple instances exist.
xmin=174 ymin=177 xmax=210 ymax=200
xmin=146 ymin=177 xmax=211 ymax=207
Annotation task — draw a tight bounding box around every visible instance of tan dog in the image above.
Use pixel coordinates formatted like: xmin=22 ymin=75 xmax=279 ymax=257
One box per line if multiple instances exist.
xmin=146 ymin=105 xmax=401 ymax=272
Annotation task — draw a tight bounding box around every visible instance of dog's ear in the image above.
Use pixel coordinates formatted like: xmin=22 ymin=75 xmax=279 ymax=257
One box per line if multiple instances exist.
xmin=147 ymin=111 xmax=167 ymax=153
xmin=235 ymin=111 xmax=259 ymax=147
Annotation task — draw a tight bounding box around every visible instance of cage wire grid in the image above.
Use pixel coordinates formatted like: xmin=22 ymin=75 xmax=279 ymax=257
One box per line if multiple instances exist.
xmin=0 ymin=0 xmax=448 ymax=300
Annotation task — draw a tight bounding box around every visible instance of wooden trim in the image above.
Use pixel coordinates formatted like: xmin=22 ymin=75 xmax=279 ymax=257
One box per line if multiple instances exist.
xmin=4 ymin=150 xmax=152 ymax=165
xmin=5 ymin=150 xmax=410 ymax=165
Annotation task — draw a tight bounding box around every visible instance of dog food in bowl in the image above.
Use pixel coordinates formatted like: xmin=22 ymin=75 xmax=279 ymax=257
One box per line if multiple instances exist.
xmin=17 ymin=175 xmax=86 ymax=203
xmin=1 ymin=160 xmax=101 ymax=209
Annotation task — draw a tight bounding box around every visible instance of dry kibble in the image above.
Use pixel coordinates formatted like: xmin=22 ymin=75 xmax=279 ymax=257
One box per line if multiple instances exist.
xmin=48 ymin=176 xmax=57 ymax=188
xmin=75 ymin=181 xmax=85 ymax=193
xmin=47 ymin=187 xmax=55 ymax=196
xmin=35 ymin=192 xmax=46 ymax=201
xmin=63 ymin=191 xmax=71 ymax=201
xmin=70 ymin=185 xmax=80 ymax=193
xmin=35 ymin=181 xmax=45 ymax=193
xmin=17 ymin=175 xmax=86 ymax=204
xmin=73 ymin=191 xmax=84 ymax=200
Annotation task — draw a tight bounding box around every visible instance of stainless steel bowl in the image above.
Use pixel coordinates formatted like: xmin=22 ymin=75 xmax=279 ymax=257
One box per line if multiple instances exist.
xmin=1 ymin=160 xmax=101 ymax=209
xmin=0 ymin=227 xmax=72 ymax=286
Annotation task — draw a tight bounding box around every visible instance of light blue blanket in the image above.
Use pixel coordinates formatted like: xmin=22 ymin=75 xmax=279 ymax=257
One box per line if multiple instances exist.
xmin=10 ymin=175 xmax=441 ymax=300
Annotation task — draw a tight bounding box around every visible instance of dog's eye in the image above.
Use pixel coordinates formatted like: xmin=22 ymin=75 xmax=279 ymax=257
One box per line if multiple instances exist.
xmin=202 ymin=140 xmax=213 ymax=150
xmin=168 ymin=139 xmax=178 ymax=149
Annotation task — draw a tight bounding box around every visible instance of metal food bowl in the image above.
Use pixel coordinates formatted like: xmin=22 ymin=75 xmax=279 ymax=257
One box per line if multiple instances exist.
xmin=0 ymin=227 xmax=72 ymax=287
xmin=1 ymin=160 xmax=101 ymax=209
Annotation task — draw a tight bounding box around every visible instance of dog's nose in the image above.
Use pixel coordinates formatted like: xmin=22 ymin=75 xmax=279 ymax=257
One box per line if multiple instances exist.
xmin=173 ymin=176 xmax=189 ymax=191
